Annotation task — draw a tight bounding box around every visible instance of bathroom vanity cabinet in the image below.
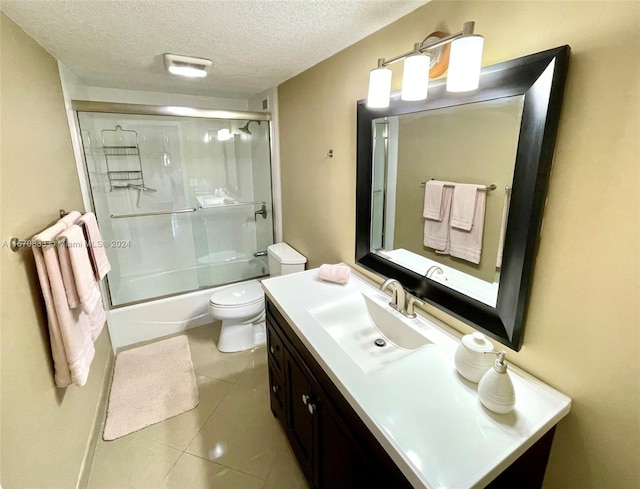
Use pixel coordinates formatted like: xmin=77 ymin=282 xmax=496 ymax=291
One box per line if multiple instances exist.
xmin=266 ymin=296 xmax=560 ymax=489
xmin=266 ymin=298 xmax=411 ymax=488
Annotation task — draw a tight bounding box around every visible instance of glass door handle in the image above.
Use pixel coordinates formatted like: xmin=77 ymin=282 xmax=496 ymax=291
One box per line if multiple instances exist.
xmin=254 ymin=203 xmax=267 ymax=220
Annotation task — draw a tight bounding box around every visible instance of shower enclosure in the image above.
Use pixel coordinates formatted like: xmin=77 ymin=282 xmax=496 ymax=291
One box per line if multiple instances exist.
xmin=75 ymin=102 xmax=274 ymax=307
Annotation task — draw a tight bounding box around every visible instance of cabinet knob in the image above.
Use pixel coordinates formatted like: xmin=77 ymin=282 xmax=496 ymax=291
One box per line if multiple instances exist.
xmin=302 ymin=394 xmax=310 ymax=405
xmin=272 ymin=385 xmax=279 ymax=394
xmin=308 ymin=403 xmax=316 ymax=415
xmin=270 ymin=345 xmax=279 ymax=354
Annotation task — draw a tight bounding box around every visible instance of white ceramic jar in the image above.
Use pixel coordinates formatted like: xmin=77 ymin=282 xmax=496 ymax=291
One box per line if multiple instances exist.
xmin=454 ymin=332 xmax=495 ymax=382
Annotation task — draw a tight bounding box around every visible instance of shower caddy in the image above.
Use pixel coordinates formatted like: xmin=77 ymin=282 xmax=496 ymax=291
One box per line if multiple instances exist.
xmin=101 ymin=125 xmax=145 ymax=191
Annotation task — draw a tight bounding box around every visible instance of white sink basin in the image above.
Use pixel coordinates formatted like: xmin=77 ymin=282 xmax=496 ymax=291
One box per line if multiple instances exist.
xmin=308 ymin=292 xmax=431 ymax=373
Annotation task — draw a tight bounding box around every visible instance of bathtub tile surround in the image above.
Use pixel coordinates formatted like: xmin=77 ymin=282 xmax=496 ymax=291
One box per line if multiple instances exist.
xmin=88 ymin=323 xmax=308 ymax=489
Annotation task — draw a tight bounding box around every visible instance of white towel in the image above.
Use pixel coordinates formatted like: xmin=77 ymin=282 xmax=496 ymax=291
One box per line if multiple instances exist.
xmin=496 ymin=189 xmax=511 ymax=268
xmin=423 ymin=180 xmax=447 ymax=221
xmin=450 ymin=189 xmax=486 ymax=264
xmin=451 ymin=184 xmax=484 ymax=231
xmin=78 ymin=212 xmax=111 ymax=280
xmin=33 ymin=222 xmax=95 ymax=387
xmin=60 ymin=225 xmax=106 ymax=341
xmin=424 ymin=186 xmax=453 ymax=251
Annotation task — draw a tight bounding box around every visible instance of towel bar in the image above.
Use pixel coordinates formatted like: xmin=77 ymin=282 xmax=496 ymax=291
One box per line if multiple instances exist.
xmin=420 ymin=181 xmax=497 ymax=191
xmin=9 ymin=209 xmax=84 ymax=252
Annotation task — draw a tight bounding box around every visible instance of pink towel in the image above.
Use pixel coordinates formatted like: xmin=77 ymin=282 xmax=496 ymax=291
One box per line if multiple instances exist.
xmin=57 ymin=238 xmax=81 ymax=309
xmin=450 ymin=189 xmax=487 ymax=264
xmin=451 ymin=184 xmax=484 ymax=231
xmin=33 ymin=223 xmax=95 ymax=387
xmin=78 ymin=213 xmax=111 ymax=280
xmin=423 ymin=181 xmax=448 ymax=221
xmin=319 ymin=264 xmax=350 ymax=284
xmin=56 ymin=210 xmax=83 ymax=308
xmin=59 ymin=210 xmax=81 ymax=228
xmin=424 ymin=186 xmax=453 ymax=252
xmin=59 ymin=225 xmax=106 ymax=341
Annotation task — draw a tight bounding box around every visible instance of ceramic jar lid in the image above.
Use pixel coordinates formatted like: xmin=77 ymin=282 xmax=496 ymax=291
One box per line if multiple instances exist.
xmin=461 ymin=332 xmax=494 ymax=353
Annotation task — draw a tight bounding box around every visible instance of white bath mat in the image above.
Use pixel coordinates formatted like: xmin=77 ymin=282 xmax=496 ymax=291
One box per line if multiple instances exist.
xmin=103 ymin=335 xmax=199 ymax=441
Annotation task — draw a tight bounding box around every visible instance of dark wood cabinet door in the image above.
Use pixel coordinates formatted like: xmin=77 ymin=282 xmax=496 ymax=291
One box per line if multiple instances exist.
xmin=285 ymin=351 xmax=315 ymax=481
xmin=316 ymin=397 xmax=354 ymax=489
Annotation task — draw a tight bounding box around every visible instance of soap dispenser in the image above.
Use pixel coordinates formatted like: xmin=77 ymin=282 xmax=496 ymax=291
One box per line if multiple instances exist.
xmin=478 ymin=351 xmax=516 ymax=414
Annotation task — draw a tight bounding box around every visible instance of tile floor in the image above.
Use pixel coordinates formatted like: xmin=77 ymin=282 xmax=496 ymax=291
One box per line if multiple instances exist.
xmin=88 ymin=323 xmax=309 ymax=489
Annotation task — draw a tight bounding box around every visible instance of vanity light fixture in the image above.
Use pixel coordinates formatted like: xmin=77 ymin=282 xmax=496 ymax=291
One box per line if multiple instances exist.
xmin=164 ymin=53 xmax=212 ymax=78
xmin=366 ymin=21 xmax=484 ymax=108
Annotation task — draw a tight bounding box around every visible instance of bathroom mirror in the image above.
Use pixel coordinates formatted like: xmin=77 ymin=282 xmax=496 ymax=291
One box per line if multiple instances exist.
xmin=356 ymin=46 xmax=570 ymax=350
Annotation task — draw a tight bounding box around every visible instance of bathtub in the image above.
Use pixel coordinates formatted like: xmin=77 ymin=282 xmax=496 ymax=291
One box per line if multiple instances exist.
xmin=106 ymin=255 xmax=267 ymax=351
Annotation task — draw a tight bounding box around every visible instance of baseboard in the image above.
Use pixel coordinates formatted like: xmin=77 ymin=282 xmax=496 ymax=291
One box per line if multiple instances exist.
xmin=75 ymin=343 xmax=115 ymax=489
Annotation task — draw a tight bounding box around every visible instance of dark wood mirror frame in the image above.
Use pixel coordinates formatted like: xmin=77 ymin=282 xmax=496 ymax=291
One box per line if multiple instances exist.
xmin=356 ymin=45 xmax=570 ymax=351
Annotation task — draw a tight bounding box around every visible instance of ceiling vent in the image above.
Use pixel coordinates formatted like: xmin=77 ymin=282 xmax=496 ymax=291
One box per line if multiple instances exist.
xmin=163 ymin=54 xmax=212 ymax=78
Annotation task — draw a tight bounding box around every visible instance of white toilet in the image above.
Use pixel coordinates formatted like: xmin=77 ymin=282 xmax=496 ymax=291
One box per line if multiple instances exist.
xmin=209 ymin=243 xmax=307 ymax=352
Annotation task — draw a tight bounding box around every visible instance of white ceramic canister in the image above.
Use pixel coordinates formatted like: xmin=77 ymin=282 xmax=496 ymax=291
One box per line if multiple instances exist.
xmin=454 ymin=332 xmax=495 ymax=383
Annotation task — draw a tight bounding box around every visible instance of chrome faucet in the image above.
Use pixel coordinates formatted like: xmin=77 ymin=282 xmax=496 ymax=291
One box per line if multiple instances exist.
xmin=380 ymin=278 xmax=407 ymax=314
xmin=426 ymin=265 xmax=444 ymax=279
xmin=380 ymin=278 xmax=424 ymax=318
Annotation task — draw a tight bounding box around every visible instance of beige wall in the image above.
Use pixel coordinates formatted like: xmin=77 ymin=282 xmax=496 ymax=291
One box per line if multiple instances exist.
xmin=0 ymin=13 xmax=112 ymax=488
xmin=278 ymin=1 xmax=639 ymax=488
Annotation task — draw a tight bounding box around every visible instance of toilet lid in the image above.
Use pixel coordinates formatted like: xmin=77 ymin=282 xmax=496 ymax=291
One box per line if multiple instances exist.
xmin=209 ymin=281 xmax=264 ymax=307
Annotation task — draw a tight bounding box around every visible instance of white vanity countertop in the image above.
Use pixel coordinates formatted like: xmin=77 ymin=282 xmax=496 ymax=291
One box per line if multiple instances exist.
xmin=262 ymin=268 xmax=571 ymax=489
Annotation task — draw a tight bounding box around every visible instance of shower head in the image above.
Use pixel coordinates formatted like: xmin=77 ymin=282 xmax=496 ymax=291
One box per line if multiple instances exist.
xmin=238 ymin=120 xmax=260 ymax=135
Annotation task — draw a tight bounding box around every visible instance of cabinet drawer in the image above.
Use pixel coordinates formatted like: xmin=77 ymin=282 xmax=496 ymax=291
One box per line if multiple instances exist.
xmin=266 ymin=316 xmax=285 ymax=373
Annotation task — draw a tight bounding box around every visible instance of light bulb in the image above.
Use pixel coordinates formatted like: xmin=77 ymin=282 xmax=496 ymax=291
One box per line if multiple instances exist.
xmin=446 ymin=34 xmax=484 ymax=92
xmin=401 ymin=53 xmax=430 ymax=101
xmin=367 ymin=66 xmax=392 ymax=109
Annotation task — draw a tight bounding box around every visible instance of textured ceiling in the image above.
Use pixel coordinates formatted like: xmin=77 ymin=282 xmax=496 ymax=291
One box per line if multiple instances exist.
xmin=1 ymin=0 xmax=429 ymax=98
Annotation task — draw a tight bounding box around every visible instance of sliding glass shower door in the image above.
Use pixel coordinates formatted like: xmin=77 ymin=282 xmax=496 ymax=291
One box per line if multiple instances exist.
xmin=76 ymin=107 xmax=274 ymax=307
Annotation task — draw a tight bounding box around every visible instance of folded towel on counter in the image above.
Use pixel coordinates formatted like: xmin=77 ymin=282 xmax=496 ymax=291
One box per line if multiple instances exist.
xmin=33 ymin=222 xmax=95 ymax=387
xmin=423 ymin=180 xmax=448 ymax=221
xmin=451 ymin=184 xmax=484 ymax=231
xmin=60 ymin=225 xmax=106 ymax=341
xmin=450 ymin=189 xmax=487 ymax=264
xmin=319 ymin=264 xmax=350 ymax=284
xmin=78 ymin=212 xmax=111 ymax=280
xmin=424 ymin=186 xmax=453 ymax=252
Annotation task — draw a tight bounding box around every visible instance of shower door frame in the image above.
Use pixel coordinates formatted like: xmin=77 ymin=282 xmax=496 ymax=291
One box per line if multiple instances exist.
xmin=71 ymin=100 xmax=275 ymax=309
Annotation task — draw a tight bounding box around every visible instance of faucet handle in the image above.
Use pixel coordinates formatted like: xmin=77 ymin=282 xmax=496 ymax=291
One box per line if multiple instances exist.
xmin=387 ymin=288 xmax=398 ymax=310
xmin=406 ymin=295 xmax=425 ymax=319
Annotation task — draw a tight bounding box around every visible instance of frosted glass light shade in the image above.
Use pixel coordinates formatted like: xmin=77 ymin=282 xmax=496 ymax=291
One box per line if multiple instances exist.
xmin=168 ymin=64 xmax=208 ymax=78
xmin=367 ymin=67 xmax=392 ymax=108
xmin=446 ymin=35 xmax=484 ymax=92
xmin=401 ymin=53 xmax=430 ymax=101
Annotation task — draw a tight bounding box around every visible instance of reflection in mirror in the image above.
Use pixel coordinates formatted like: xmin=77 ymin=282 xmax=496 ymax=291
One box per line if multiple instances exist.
xmin=371 ymin=96 xmax=525 ymax=307
xmin=356 ymin=46 xmax=570 ymax=350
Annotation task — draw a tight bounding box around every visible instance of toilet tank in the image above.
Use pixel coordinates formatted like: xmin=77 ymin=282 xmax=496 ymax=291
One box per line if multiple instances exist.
xmin=267 ymin=243 xmax=307 ymax=276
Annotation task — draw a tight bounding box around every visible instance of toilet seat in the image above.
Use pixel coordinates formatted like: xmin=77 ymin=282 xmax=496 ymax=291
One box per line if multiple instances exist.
xmin=209 ymin=281 xmax=264 ymax=308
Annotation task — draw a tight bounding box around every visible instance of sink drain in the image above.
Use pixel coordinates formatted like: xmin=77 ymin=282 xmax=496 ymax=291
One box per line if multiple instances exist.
xmin=374 ymin=338 xmax=386 ymax=347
